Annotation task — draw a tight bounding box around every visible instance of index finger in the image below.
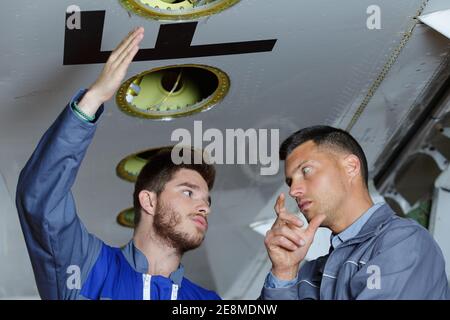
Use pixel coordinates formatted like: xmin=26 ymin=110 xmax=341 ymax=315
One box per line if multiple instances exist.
xmin=274 ymin=193 xmax=303 ymax=228
xmin=274 ymin=193 xmax=286 ymax=218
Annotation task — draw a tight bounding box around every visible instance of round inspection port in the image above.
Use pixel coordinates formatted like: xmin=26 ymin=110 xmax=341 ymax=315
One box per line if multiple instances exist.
xmin=120 ymin=0 xmax=241 ymax=20
xmin=117 ymin=208 xmax=136 ymax=228
xmin=116 ymin=64 xmax=229 ymax=120
xmin=116 ymin=146 xmax=173 ymax=182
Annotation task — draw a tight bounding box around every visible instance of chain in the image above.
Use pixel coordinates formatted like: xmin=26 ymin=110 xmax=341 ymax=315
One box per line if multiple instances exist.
xmin=346 ymin=0 xmax=430 ymax=132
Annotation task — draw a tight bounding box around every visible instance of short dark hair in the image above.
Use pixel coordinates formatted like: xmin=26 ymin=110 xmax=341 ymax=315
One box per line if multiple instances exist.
xmin=133 ymin=147 xmax=215 ymax=227
xmin=279 ymin=126 xmax=368 ymax=187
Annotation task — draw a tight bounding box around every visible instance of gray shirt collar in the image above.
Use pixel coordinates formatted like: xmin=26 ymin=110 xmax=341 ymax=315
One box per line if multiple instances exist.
xmin=330 ymin=202 xmax=385 ymax=249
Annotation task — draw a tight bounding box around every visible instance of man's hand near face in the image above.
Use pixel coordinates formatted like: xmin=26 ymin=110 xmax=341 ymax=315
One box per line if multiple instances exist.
xmin=264 ymin=193 xmax=326 ymax=281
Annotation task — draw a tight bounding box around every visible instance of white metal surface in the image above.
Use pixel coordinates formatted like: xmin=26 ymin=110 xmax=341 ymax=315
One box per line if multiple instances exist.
xmin=419 ymin=9 xmax=450 ymax=39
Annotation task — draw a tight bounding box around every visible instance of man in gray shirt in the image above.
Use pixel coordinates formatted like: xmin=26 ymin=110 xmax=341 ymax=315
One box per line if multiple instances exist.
xmin=261 ymin=126 xmax=449 ymax=299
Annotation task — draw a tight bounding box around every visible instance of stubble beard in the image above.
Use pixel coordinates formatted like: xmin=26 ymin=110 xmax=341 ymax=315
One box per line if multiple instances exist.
xmin=153 ymin=200 xmax=205 ymax=254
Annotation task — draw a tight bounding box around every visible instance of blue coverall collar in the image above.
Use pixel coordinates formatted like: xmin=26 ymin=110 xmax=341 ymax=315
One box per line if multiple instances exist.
xmin=335 ymin=203 xmax=394 ymax=248
xmin=121 ymin=240 xmax=185 ymax=287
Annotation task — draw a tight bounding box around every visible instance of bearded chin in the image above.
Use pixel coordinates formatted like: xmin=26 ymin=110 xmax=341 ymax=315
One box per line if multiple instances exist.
xmin=153 ymin=201 xmax=205 ymax=254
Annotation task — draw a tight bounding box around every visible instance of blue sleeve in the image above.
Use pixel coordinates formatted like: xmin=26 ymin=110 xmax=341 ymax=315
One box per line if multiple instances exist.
xmin=260 ymin=272 xmax=302 ymax=300
xmin=260 ymin=259 xmax=324 ymax=300
xmin=351 ymin=223 xmax=450 ymax=300
xmin=265 ymin=271 xmax=298 ymax=288
xmin=16 ymin=89 xmax=105 ymax=300
xmin=211 ymin=291 xmax=222 ymax=300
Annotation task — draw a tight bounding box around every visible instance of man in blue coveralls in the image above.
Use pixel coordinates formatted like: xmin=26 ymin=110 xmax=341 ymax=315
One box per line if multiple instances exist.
xmin=261 ymin=126 xmax=449 ymax=299
xmin=16 ymin=27 xmax=220 ymax=300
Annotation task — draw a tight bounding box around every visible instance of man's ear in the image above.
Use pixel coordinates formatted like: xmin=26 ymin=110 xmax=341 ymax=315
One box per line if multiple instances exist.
xmin=343 ymin=154 xmax=361 ymax=183
xmin=138 ymin=190 xmax=158 ymax=217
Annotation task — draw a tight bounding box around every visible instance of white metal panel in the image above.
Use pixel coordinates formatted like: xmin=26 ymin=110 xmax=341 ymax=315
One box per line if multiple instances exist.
xmin=345 ymin=25 xmax=450 ymax=173
xmin=419 ymin=9 xmax=450 ymax=39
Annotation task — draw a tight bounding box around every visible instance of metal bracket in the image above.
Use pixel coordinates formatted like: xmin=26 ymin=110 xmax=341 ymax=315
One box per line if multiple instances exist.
xmin=384 ymin=188 xmax=412 ymax=214
xmin=418 ymin=144 xmax=449 ymax=170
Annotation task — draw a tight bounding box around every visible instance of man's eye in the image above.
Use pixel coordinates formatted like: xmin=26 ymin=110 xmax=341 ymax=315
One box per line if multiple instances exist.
xmin=183 ymin=190 xmax=193 ymax=197
xmin=302 ymin=167 xmax=312 ymax=175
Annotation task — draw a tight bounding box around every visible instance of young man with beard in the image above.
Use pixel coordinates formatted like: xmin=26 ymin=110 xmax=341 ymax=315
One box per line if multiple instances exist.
xmin=260 ymin=126 xmax=449 ymax=300
xmin=16 ymin=27 xmax=220 ymax=300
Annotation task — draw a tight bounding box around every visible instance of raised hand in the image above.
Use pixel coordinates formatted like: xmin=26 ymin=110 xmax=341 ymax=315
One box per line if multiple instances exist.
xmin=78 ymin=27 xmax=145 ymax=117
xmin=264 ymin=193 xmax=326 ymax=280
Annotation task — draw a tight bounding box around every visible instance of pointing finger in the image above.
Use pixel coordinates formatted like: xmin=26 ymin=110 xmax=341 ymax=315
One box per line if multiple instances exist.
xmin=274 ymin=193 xmax=285 ymax=217
xmin=274 ymin=193 xmax=303 ymax=228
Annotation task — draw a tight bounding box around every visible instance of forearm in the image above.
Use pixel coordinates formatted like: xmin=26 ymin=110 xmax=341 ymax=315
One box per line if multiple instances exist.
xmin=17 ymin=90 xmax=103 ymax=220
xmin=260 ymin=273 xmax=300 ymax=300
xmin=271 ymin=265 xmax=300 ymax=281
xmin=77 ymin=88 xmax=105 ymax=118
xmin=261 ymin=260 xmax=321 ymax=300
